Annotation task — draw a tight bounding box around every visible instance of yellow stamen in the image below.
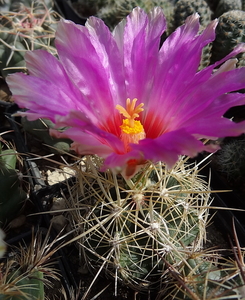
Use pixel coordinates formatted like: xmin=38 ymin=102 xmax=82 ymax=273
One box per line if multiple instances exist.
xmin=116 ymin=98 xmax=144 ymax=128
xmin=120 ymin=119 xmax=144 ymax=135
xmin=116 ymin=98 xmax=145 ymax=150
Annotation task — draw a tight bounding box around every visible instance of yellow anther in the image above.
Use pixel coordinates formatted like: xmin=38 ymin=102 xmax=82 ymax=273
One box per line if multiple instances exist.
xmin=120 ymin=119 xmax=144 ymax=135
xmin=116 ymin=98 xmax=144 ymax=127
xmin=116 ymin=98 xmax=145 ymax=151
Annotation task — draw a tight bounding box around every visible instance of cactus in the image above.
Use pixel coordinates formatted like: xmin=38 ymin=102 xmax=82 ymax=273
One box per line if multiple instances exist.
xmin=205 ymin=0 xmax=220 ymax=12
xmin=171 ymin=0 xmax=212 ymax=32
xmin=0 ymin=0 xmax=60 ymax=77
xmin=65 ymin=156 xmax=211 ymax=294
xmin=0 ymin=228 xmax=6 ymax=258
xmin=0 ymin=142 xmax=27 ymax=227
xmin=157 ymin=251 xmax=245 ymax=299
xmin=157 ymin=219 xmax=245 ymax=300
xmin=97 ymin=0 xmax=174 ymax=31
xmin=62 ymin=152 xmax=245 ymax=298
xmin=211 ymin=10 xmax=245 ymax=67
xmin=21 ymin=117 xmax=71 ymax=154
xmin=71 ymin=0 xmax=108 ymax=18
xmin=215 ymin=137 xmax=245 ymax=185
xmin=214 ymin=0 xmax=242 ymax=18
xmin=0 ymin=231 xmax=60 ymax=299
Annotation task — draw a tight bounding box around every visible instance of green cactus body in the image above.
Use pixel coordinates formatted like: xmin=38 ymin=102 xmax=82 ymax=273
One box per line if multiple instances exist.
xmin=97 ymin=0 xmax=174 ymax=31
xmin=159 ymin=255 xmax=245 ymax=300
xmin=216 ymin=138 xmax=245 ymax=185
xmin=171 ymin=0 xmax=211 ymax=31
xmin=1 ymin=270 xmax=45 ymax=300
xmin=205 ymin=0 xmax=220 ymax=12
xmin=67 ymin=157 xmax=210 ymax=291
xmin=214 ymin=0 xmax=242 ymax=18
xmin=21 ymin=117 xmax=71 ymax=154
xmin=211 ymin=10 xmax=245 ymax=66
xmin=0 ymin=0 xmax=60 ymax=77
xmin=71 ymin=0 xmax=107 ymax=18
xmin=0 ymin=145 xmax=27 ymax=227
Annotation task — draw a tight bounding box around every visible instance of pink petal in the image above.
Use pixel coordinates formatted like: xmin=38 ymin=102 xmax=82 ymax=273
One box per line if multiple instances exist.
xmin=54 ymin=110 xmax=124 ymax=154
xmin=113 ymin=7 xmax=166 ymax=104
xmin=51 ymin=129 xmax=114 ymax=157
xmin=55 ymin=19 xmax=126 ymax=120
xmin=6 ymin=52 xmax=98 ymax=123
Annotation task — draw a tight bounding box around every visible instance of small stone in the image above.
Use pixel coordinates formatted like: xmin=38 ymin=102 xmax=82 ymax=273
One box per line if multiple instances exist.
xmin=8 ymin=215 xmax=26 ymax=229
xmin=50 ymin=215 xmax=67 ymax=232
xmin=50 ymin=197 xmax=66 ymax=214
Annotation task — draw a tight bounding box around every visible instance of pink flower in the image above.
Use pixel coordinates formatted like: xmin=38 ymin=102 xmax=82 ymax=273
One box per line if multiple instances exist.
xmin=6 ymin=7 xmax=245 ymax=178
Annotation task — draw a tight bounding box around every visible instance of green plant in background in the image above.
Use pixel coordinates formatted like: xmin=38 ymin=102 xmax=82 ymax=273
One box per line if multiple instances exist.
xmin=21 ymin=117 xmax=71 ymax=154
xmin=97 ymin=0 xmax=174 ymax=31
xmin=0 ymin=228 xmax=6 ymax=259
xmin=171 ymin=0 xmax=211 ymax=31
xmin=211 ymin=9 xmax=245 ymax=66
xmin=71 ymin=0 xmax=108 ymax=18
xmin=0 ymin=0 xmax=60 ymax=77
xmin=214 ymin=0 xmax=242 ymax=17
xmin=0 ymin=231 xmax=61 ymax=300
xmin=157 ymin=220 xmax=245 ymax=300
xmin=0 ymin=141 xmax=27 ymax=227
xmin=216 ymin=137 xmax=245 ymax=185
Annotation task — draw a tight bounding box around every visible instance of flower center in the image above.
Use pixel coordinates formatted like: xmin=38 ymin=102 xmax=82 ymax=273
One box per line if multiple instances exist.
xmin=116 ymin=98 xmax=146 ymax=151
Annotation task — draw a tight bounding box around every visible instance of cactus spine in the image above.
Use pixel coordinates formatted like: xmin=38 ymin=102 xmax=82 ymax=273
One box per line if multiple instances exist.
xmin=0 ymin=0 xmax=60 ymax=77
xmin=66 ymin=156 xmax=211 ymax=293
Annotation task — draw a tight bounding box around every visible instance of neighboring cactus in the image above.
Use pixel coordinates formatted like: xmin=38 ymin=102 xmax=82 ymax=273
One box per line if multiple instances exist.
xmin=214 ymin=0 xmax=242 ymax=18
xmin=97 ymin=0 xmax=174 ymax=31
xmin=211 ymin=10 xmax=245 ymax=66
xmin=205 ymin=0 xmax=220 ymax=12
xmin=66 ymin=156 xmax=211 ymax=294
xmin=171 ymin=0 xmax=212 ymax=31
xmin=21 ymin=117 xmax=71 ymax=154
xmin=0 ymin=231 xmax=60 ymax=299
xmin=0 ymin=142 xmax=27 ymax=227
xmin=0 ymin=0 xmax=60 ymax=77
xmin=216 ymin=137 xmax=245 ymax=185
xmin=71 ymin=0 xmax=108 ymax=18
xmin=157 ymin=219 xmax=245 ymax=300
xmin=157 ymin=251 xmax=245 ymax=299
xmin=0 ymin=228 xmax=6 ymax=258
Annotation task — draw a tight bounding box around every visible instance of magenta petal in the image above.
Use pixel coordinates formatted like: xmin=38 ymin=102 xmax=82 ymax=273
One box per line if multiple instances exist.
xmin=6 ymin=70 xmax=97 ymax=123
xmin=131 ymin=129 xmax=206 ymax=168
xmin=55 ymin=19 xmax=126 ymax=119
xmin=154 ymin=15 xmax=218 ymax=104
xmin=114 ymin=7 xmax=166 ymax=104
xmin=6 ymin=7 xmax=245 ymax=176
xmin=51 ymin=129 xmax=114 ymax=157
xmin=54 ymin=110 xmax=124 ymax=154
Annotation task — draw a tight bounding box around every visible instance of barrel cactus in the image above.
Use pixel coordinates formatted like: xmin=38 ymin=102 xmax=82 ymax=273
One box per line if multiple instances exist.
xmin=97 ymin=0 xmax=174 ymax=30
xmin=211 ymin=10 xmax=245 ymax=66
xmin=157 ymin=248 xmax=245 ymax=299
xmin=171 ymin=0 xmax=212 ymax=31
xmin=0 ymin=231 xmax=60 ymax=300
xmin=215 ymin=137 xmax=245 ymax=185
xmin=0 ymin=0 xmax=60 ymax=77
xmin=66 ymin=156 xmax=211 ymax=294
xmin=0 ymin=142 xmax=27 ymax=227
xmin=214 ymin=0 xmax=242 ymax=18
